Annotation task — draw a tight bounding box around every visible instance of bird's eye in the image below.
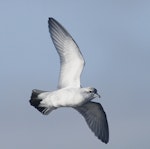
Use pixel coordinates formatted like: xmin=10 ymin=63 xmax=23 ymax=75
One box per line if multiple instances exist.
xmin=89 ymin=90 xmax=92 ymax=93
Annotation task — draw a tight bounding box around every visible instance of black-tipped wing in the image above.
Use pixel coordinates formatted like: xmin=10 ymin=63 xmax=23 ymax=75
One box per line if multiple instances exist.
xmin=75 ymin=101 xmax=109 ymax=143
xmin=48 ymin=18 xmax=85 ymax=89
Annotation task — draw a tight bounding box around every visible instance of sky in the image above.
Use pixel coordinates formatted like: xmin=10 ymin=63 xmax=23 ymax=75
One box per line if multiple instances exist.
xmin=0 ymin=0 xmax=150 ymax=148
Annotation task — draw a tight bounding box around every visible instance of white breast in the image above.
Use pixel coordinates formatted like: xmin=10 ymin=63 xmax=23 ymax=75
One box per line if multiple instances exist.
xmin=44 ymin=88 xmax=85 ymax=108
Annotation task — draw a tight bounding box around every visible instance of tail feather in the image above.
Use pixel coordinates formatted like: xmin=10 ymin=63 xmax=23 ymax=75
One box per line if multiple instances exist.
xmin=29 ymin=89 xmax=51 ymax=115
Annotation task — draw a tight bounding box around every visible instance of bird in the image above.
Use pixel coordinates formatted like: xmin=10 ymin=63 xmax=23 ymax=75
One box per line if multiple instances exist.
xmin=29 ymin=18 xmax=109 ymax=144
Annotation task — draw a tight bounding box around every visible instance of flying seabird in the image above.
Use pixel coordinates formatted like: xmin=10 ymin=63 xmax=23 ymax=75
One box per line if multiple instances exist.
xmin=29 ymin=18 xmax=109 ymax=143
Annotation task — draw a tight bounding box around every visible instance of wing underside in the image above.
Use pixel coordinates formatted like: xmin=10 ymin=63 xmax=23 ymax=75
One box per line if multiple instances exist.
xmin=75 ymin=101 xmax=109 ymax=143
xmin=48 ymin=18 xmax=85 ymax=89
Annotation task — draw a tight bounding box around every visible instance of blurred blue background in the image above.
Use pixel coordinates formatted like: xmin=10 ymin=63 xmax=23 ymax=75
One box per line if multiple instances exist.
xmin=0 ymin=0 xmax=150 ymax=148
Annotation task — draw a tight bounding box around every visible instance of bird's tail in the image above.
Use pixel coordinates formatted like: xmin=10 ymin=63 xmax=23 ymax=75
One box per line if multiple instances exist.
xmin=29 ymin=89 xmax=54 ymax=115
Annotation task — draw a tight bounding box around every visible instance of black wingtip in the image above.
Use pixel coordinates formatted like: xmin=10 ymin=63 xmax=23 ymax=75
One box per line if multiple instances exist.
xmin=49 ymin=17 xmax=54 ymax=20
xmin=48 ymin=17 xmax=56 ymax=24
xmin=99 ymin=136 xmax=109 ymax=144
xmin=48 ymin=17 xmax=52 ymax=21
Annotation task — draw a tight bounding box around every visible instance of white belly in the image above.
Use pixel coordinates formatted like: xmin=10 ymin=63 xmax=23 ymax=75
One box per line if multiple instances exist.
xmin=43 ymin=88 xmax=85 ymax=108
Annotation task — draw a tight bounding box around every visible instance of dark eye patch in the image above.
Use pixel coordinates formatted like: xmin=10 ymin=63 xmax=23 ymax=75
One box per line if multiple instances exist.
xmin=94 ymin=88 xmax=97 ymax=93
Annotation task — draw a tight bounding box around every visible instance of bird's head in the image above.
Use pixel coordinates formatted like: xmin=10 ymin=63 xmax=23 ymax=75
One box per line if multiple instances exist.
xmin=82 ymin=87 xmax=101 ymax=100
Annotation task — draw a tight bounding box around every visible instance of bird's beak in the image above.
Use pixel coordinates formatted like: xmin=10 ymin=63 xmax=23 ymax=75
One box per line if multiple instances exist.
xmin=94 ymin=93 xmax=101 ymax=98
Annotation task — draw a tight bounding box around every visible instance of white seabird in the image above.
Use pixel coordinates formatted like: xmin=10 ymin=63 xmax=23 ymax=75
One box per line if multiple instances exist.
xmin=29 ymin=18 xmax=109 ymax=143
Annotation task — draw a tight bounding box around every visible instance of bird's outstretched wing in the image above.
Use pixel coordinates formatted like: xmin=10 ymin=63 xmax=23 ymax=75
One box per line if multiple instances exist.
xmin=48 ymin=18 xmax=85 ymax=89
xmin=75 ymin=101 xmax=109 ymax=143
